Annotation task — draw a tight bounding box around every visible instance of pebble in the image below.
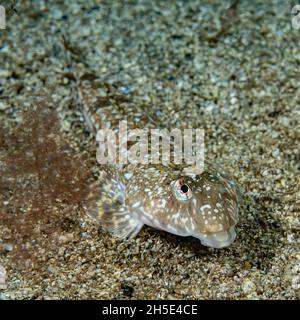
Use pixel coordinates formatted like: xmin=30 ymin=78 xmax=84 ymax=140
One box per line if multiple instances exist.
xmin=0 ymin=293 xmax=7 ymax=300
xmin=120 ymin=86 xmax=130 ymax=94
xmin=272 ymin=148 xmax=280 ymax=158
xmin=80 ymin=232 xmax=91 ymax=239
xmin=47 ymin=266 xmax=58 ymax=274
xmin=0 ymin=265 xmax=7 ymax=289
xmin=52 ymin=9 xmax=63 ymax=19
xmin=0 ymin=102 xmax=8 ymax=111
xmin=244 ymin=261 xmax=252 ymax=270
xmin=121 ymin=284 xmax=134 ymax=298
xmin=287 ymin=234 xmax=296 ymax=244
xmin=0 ymin=70 xmax=12 ymax=77
xmin=291 ymin=275 xmax=300 ymax=290
xmin=0 ymin=243 xmax=13 ymax=253
xmin=242 ymin=280 xmax=257 ymax=294
xmin=58 ymin=233 xmax=74 ymax=244
xmin=58 ymin=247 xmax=65 ymax=256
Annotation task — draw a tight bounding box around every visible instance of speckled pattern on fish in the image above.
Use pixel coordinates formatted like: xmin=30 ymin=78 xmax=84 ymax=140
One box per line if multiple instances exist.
xmin=77 ymin=76 xmax=240 ymax=248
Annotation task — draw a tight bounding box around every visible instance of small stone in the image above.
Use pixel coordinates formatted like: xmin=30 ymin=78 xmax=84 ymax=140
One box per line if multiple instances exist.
xmin=244 ymin=261 xmax=252 ymax=270
xmin=242 ymin=280 xmax=257 ymax=294
xmin=261 ymin=169 xmax=269 ymax=177
xmin=58 ymin=233 xmax=74 ymax=244
xmin=52 ymin=9 xmax=63 ymax=19
xmin=166 ymin=294 xmax=177 ymax=299
xmin=58 ymin=247 xmax=66 ymax=257
xmin=280 ymin=117 xmax=290 ymax=126
xmin=80 ymin=232 xmax=91 ymax=239
xmin=47 ymin=266 xmax=58 ymax=274
xmin=291 ymin=275 xmax=300 ymax=290
xmin=287 ymin=234 xmax=295 ymax=244
xmin=0 ymin=102 xmax=8 ymax=111
xmin=0 ymin=293 xmax=7 ymax=300
xmin=272 ymin=148 xmax=280 ymax=158
xmin=0 ymin=70 xmax=12 ymax=77
xmin=0 ymin=243 xmax=13 ymax=253
xmin=0 ymin=265 xmax=7 ymax=289
xmin=121 ymin=284 xmax=134 ymax=298
xmin=291 ymin=218 xmax=300 ymax=231
xmin=184 ymin=253 xmax=196 ymax=259
xmin=120 ymin=86 xmax=130 ymax=94
xmin=3 ymin=243 xmax=13 ymax=252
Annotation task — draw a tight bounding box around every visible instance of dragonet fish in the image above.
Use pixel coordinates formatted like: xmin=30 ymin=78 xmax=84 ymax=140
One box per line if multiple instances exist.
xmin=77 ymin=76 xmax=239 ymax=248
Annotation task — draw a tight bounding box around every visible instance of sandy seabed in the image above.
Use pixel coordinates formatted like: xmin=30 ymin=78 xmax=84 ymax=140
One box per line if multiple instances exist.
xmin=0 ymin=0 xmax=299 ymax=299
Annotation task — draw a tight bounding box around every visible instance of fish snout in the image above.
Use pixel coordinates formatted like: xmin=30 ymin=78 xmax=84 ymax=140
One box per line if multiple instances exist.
xmin=198 ymin=226 xmax=236 ymax=248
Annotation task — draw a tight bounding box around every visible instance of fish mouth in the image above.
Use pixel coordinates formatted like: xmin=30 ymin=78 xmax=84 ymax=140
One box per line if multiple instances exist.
xmin=197 ymin=226 xmax=236 ymax=249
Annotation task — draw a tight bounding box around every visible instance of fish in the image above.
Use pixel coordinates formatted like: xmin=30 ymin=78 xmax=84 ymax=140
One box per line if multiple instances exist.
xmin=76 ymin=75 xmax=239 ymax=248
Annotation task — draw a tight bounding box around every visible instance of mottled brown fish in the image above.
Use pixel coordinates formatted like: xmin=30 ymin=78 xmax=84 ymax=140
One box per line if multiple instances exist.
xmin=77 ymin=76 xmax=239 ymax=248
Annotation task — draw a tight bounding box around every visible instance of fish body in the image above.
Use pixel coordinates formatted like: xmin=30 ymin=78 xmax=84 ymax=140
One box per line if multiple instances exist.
xmin=78 ymin=76 xmax=239 ymax=248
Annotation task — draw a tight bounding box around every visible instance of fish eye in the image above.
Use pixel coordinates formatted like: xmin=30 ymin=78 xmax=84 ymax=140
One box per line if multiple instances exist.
xmin=180 ymin=184 xmax=189 ymax=193
xmin=171 ymin=179 xmax=192 ymax=202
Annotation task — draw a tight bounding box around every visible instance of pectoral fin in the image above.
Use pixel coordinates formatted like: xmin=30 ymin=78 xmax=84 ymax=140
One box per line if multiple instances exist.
xmin=83 ymin=168 xmax=143 ymax=240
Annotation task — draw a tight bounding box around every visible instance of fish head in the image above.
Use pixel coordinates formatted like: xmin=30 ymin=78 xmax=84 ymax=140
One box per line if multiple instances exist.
xmin=127 ymin=164 xmax=239 ymax=248
xmin=171 ymin=170 xmax=239 ymax=248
